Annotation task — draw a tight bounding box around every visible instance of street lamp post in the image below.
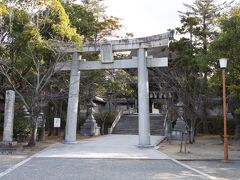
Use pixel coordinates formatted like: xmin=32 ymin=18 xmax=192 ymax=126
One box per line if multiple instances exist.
xmin=219 ymin=58 xmax=228 ymax=160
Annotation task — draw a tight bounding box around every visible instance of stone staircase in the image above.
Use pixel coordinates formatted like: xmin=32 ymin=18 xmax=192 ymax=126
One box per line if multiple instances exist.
xmin=112 ymin=114 xmax=165 ymax=135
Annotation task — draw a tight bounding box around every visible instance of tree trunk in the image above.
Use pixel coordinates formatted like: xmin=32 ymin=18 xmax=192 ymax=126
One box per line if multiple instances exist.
xmin=202 ymin=74 xmax=209 ymax=134
xmin=202 ymin=102 xmax=209 ymax=133
xmin=101 ymin=121 xmax=105 ymax=135
xmin=28 ymin=122 xmax=38 ymax=146
xmin=189 ymin=125 xmax=195 ymax=144
xmin=77 ymin=100 xmax=81 ymax=131
xmin=38 ymin=117 xmax=45 ymax=141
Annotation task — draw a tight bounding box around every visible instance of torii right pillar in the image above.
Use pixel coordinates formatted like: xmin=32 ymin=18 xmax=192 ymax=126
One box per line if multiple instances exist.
xmin=138 ymin=48 xmax=151 ymax=147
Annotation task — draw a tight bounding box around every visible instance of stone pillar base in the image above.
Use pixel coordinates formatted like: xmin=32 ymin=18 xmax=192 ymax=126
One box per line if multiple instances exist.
xmin=62 ymin=141 xmax=77 ymax=144
xmin=137 ymin=144 xmax=154 ymax=148
xmin=80 ymin=121 xmax=100 ymax=136
xmin=0 ymin=141 xmax=17 ymax=154
xmin=0 ymin=141 xmax=17 ymax=146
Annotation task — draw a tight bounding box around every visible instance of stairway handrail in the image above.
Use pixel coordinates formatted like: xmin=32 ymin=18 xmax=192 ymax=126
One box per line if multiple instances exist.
xmin=108 ymin=110 xmax=123 ymax=134
xmin=163 ymin=109 xmax=169 ymax=129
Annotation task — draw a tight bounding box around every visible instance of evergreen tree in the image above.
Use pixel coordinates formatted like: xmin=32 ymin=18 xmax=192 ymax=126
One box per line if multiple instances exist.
xmin=210 ymin=3 xmax=240 ymax=138
xmin=176 ymin=0 xmax=231 ymax=133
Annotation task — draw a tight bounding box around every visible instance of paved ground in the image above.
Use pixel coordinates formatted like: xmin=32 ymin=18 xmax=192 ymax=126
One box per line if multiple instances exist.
xmin=35 ymin=135 xmax=169 ymax=159
xmin=183 ymin=160 xmax=240 ymax=180
xmin=0 ymin=158 xmax=208 ymax=180
xmin=159 ymin=135 xmax=240 ymax=180
xmin=0 ymin=135 xmax=215 ymax=180
xmin=0 ymin=156 xmax=24 ymax=174
xmin=159 ymin=135 xmax=240 ymax=160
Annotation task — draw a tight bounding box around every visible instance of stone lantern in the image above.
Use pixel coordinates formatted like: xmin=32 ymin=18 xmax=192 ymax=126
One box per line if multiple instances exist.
xmin=176 ymin=101 xmax=184 ymax=118
xmin=80 ymin=100 xmax=100 ymax=136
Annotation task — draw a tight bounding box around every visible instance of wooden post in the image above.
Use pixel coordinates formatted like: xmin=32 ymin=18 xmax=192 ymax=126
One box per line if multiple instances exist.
xmin=222 ymin=69 xmax=228 ymax=160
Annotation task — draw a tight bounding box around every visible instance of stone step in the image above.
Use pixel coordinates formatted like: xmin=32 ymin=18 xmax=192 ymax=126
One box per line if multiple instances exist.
xmin=115 ymin=123 xmax=164 ymax=129
xmin=113 ymin=129 xmax=164 ymax=135
xmin=112 ymin=114 xmax=165 ymax=135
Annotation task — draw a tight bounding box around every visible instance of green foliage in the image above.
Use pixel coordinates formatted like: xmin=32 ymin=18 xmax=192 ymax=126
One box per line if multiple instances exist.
xmin=166 ymin=0 xmax=231 ymax=136
xmin=208 ymin=34 xmax=240 ymax=138
xmin=178 ymin=0 xmax=225 ymax=51
xmin=63 ymin=2 xmax=96 ymax=40
xmin=21 ymin=23 xmax=45 ymax=50
xmin=96 ymin=109 xmax=119 ymax=125
xmin=210 ymin=4 xmax=240 ymax=62
xmin=64 ymin=0 xmax=121 ymax=41
xmin=13 ymin=113 xmax=31 ymax=142
xmin=0 ymin=0 xmax=85 ymax=145
xmin=0 ymin=2 xmax=7 ymax=16
xmin=40 ymin=0 xmax=82 ymax=43
xmin=95 ymin=16 xmax=122 ymax=40
xmin=210 ymin=3 xmax=240 ymax=95
xmin=95 ymin=109 xmax=119 ymax=134
xmin=62 ymin=0 xmax=123 ymax=108
xmin=0 ymin=0 xmax=123 ymax=144
xmin=110 ymin=70 xmax=137 ymax=98
xmin=234 ymin=108 xmax=240 ymax=115
xmin=169 ymin=38 xmax=197 ymax=70
xmin=176 ymin=0 xmax=227 ymax=81
xmin=176 ymin=16 xmax=200 ymax=41
xmin=9 ymin=9 xmax=30 ymax=34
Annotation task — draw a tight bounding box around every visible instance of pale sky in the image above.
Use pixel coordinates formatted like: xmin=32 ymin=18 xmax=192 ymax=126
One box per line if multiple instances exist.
xmin=104 ymin=0 xmax=195 ymax=38
xmin=103 ymin=0 xmax=231 ymax=38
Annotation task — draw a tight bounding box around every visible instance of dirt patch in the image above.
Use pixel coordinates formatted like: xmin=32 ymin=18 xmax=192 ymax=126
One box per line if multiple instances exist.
xmin=159 ymin=135 xmax=240 ymax=160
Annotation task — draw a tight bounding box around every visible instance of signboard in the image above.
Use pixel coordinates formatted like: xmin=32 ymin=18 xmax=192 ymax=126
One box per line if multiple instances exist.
xmin=36 ymin=116 xmax=43 ymax=128
xmin=54 ymin=118 xmax=61 ymax=128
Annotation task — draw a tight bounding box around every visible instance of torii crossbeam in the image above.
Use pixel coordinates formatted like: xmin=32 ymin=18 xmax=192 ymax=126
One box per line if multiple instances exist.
xmin=57 ymin=32 xmax=173 ymax=147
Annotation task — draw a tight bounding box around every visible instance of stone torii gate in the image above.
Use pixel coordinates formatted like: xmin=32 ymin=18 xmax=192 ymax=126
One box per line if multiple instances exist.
xmin=56 ymin=32 xmax=173 ymax=147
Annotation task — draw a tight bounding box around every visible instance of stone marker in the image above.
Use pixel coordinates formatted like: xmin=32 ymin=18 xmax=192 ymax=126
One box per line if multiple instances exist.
xmin=3 ymin=90 xmax=15 ymax=143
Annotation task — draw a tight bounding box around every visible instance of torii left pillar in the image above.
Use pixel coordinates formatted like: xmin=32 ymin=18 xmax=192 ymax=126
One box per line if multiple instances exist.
xmin=64 ymin=52 xmax=81 ymax=143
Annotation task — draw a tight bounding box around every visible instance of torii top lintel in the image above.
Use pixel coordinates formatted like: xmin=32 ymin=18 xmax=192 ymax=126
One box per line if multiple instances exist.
xmin=55 ymin=32 xmax=173 ymax=71
xmin=66 ymin=31 xmax=174 ymax=53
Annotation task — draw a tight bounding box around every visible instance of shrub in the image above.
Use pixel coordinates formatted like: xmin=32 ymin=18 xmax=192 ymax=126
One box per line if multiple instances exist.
xmin=13 ymin=113 xmax=31 ymax=142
